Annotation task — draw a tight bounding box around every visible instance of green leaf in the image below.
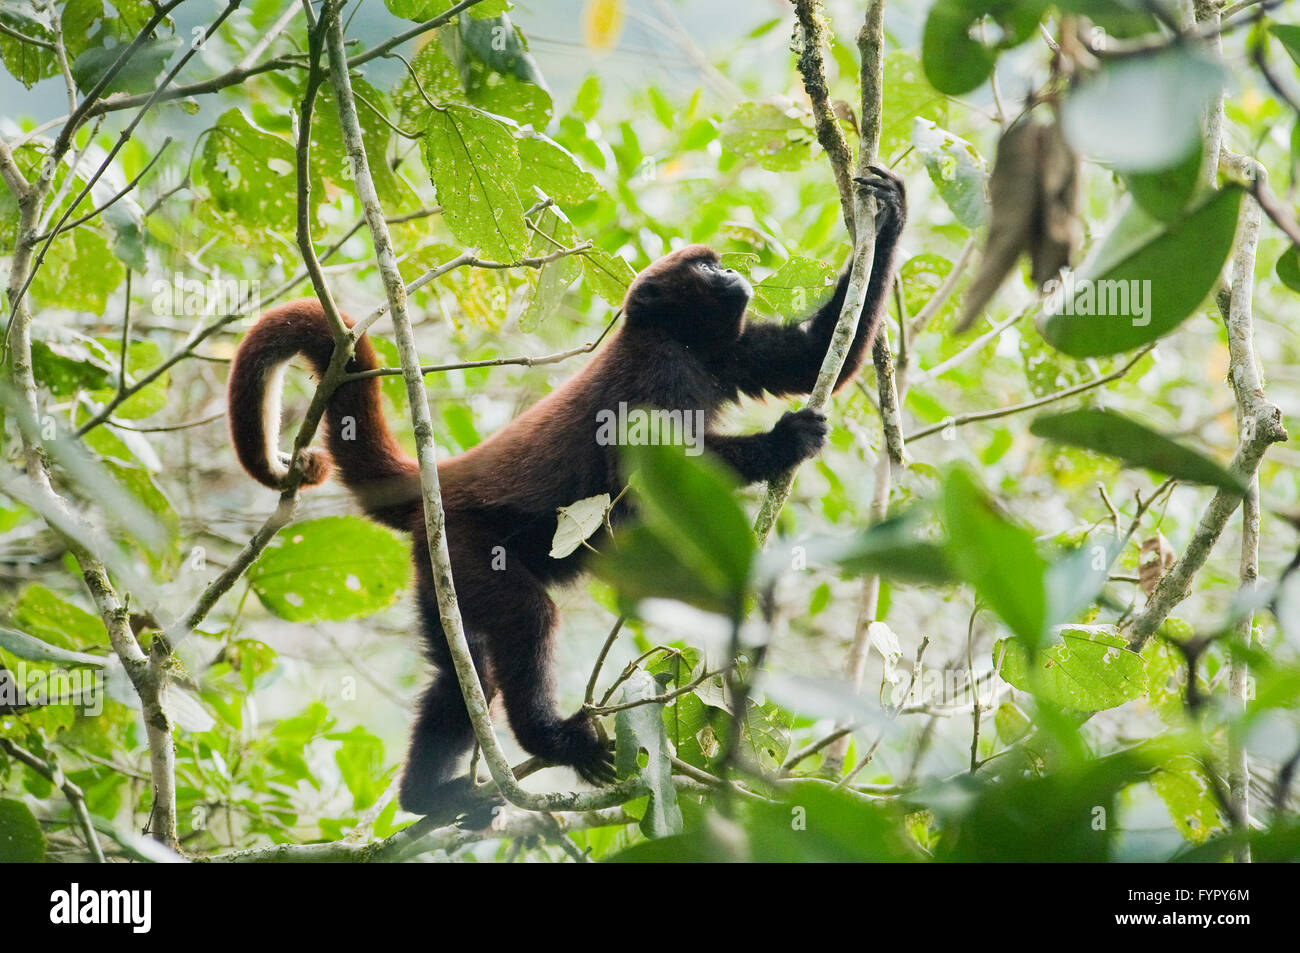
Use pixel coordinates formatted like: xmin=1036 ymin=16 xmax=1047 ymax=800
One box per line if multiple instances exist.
xmin=29 ymin=335 xmax=114 ymax=396
xmin=314 ymin=78 xmax=407 ymax=211
xmin=1040 ymin=186 xmax=1243 ymax=357
xmin=0 ymin=799 xmax=45 ymax=862
xmin=72 ymin=35 xmax=179 ymax=96
xmin=328 ymin=726 xmax=385 ymax=811
xmin=516 ymin=131 xmax=598 ymax=206
xmin=1151 ymin=754 xmax=1221 ymax=843
xmin=751 ymin=256 xmax=835 ymax=316
xmin=7 ymin=584 xmax=103 ymax=650
xmin=942 ymin=468 xmax=1049 ymax=648
xmin=384 ymin=0 xmax=509 ymax=20
xmin=913 ymin=119 xmax=988 ymax=229
xmin=580 ymin=245 xmax=635 ymax=306
xmin=611 ymin=781 xmax=921 ymax=862
xmin=595 ymin=447 xmax=755 ymax=614
xmin=615 ymin=671 xmax=683 ymax=839
xmin=422 ymin=104 xmax=528 ymax=260
xmin=921 ymin=0 xmax=998 ymax=96
xmin=1061 ymin=46 xmax=1227 ymax=173
xmin=520 ymin=206 xmax=582 ymax=331
xmin=881 ymin=52 xmax=949 ymax=161
xmin=248 ymin=516 xmax=411 ymax=623
xmin=994 ymin=701 xmax=1031 ymax=743
xmin=31 ymin=225 xmax=123 ymax=313
xmin=0 ymin=625 xmax=103 ymax=667
xmin=1272 ymin=24 xmax=1300 ymax=70
xmin=550 ymin=493 xmax=610 ymax=559
xmin=0 ymin=3 xmax=56 ymax=87
xmin=933 ymin=749 xmax=1150 ymax=861
xmin=627 ymin=445 xmax=754 ymax=602
xmin=1030 ymin=409 xmax=1246 ymax=493
xmin=1276 ymin=244 xmax=1300 ymax=292
xmin=594 ymin=525 xmax=731 ymax=614
xmin=719 ymin=101 xmax=812 ymax=172
xmin=769 ymin=512 xmax=956 ymax=586
xmin=200 ymin=108 xmax=299 ymax=232
xmin=1125 ymin=140 xmax=1202 ymax=223
xmin=994 ymin=625 xmax=1148 ymax=710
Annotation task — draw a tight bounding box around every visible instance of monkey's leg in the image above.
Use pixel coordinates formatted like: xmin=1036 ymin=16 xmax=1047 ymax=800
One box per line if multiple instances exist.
xmin=468 ymin=562 xmax=615 ymax=786
xmin=398 ymin=537 xmax=497 ymax=816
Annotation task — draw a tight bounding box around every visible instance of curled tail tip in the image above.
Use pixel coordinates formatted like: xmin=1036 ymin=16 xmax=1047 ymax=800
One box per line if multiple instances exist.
xmin=297 ymin=448 xmax=333 ymax=487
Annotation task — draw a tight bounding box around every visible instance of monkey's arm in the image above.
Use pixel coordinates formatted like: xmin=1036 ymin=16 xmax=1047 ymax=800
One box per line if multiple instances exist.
xmin=704 ymin=409 xmax=828 ymax=484
xmin=712 ymin=168 xmax=905 ymax=400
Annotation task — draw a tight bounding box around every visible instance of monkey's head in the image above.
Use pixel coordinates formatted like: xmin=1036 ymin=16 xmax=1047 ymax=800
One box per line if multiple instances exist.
xmin=622 ymin=244 xmax=752 ymax=348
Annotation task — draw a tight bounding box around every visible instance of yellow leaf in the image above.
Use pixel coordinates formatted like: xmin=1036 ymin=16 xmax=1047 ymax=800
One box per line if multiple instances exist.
xmin=583 ymin=0 xmax=626 ymax=51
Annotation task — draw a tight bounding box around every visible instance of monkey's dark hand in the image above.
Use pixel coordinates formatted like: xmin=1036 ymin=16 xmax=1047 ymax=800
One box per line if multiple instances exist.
xmin=561 ymin=711 xmax=616 ymax=786
xmin=853 ymin=165 xmax=906 ymax=235
xmin=770 ymin=408 xmax=829 ymax=469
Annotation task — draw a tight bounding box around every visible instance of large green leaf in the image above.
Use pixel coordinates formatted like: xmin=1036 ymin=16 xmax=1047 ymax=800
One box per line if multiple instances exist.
xmin=628 ymin=445 xmax=755 ymax=602
xmin=1061 ymin=46 xmax=1227 ymax=172
xmin=719 ymin=101 xmax=812 ymax=172
xmin=516 ymin=131 xmax=598 ymax=206
xmin=921 ymin=0 xmax=998 ymax=96
xmin=422 ymin=104 xmax=528 ymax=260
xmin=594 ymin=447 xmax=755 ymax=614
xmin=751 ymin=256 xmax=835 ymax=317
xmin=1151 ymin=754 xmax=1221 ymax=844
xmin=7 ymin=584 xmax=103 ymax=650
xmin=248 ymin=516 xmax=411 ymax=623
xmin=615 ymin=672 xmax=683 ymax=839
xmin=764 ymin=512 xmax=956 ymax=587
xmin=385 ymin=0 xmax=509 ymax=20
xmin=922 ymin=0 xmax=1045 ymax=96
xmin=1124 ymin=141 xmax=1202 ymax=223
xmin=1030 ymin=408 xmax=1246 ymax=493
xmin=0 ymin=799 xmax=45 ymax=862
xmin=1040 ymin=186 xmax=1242 ymax=356
xmin=942 ymin=469 xmax=1049 ymax=649
xmin=994 ymin=625 xmax=1147 ymax=710
xmin=1276 ymin=244 xmax=1300 ymax=293
xmin=1272 ymin=24 xmax=1300 ymax=70
xmin=200 ymin=108 xmax=300 ymax=232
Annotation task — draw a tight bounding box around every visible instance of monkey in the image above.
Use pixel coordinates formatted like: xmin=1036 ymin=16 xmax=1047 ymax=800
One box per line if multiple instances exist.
xmin=226 ymin=167 xmax=905 ymax=814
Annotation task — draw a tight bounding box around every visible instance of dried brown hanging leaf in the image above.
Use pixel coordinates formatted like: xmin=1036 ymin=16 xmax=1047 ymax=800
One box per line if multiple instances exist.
xmin=955 ymin=119 xmax=1081 ymax=332
xmin=1032 ymin=121 xmax=1081 ymax=285
xmin=1139 ymin=533 xmax=1176 ymax=597
xmin=831 ymin=99 xmax=859 ymax=137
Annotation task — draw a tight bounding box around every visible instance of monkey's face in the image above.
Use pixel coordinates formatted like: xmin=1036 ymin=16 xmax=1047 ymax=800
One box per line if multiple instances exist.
xmin=623 ymin=244 xmax=751 ymax=348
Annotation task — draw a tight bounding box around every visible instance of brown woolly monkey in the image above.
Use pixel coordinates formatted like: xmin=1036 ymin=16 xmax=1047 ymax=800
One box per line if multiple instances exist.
xmin=227 ymin=167 xmax=905 ymax=814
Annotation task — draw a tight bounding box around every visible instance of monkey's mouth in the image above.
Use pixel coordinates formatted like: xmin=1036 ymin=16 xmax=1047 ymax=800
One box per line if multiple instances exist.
xmin=720 ymin=271 xmax=752 ymax=301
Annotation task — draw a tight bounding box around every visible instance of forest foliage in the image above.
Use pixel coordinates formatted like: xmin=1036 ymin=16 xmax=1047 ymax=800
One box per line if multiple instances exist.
xmin=0 ymin=0 xmax=1298 ymax=862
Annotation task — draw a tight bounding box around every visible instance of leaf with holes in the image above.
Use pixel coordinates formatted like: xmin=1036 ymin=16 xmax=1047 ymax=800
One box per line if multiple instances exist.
xmin=615 ymin=671 xmax=683 ymax=839
xmin=994 ymin=625 xmax=1147 ymax=711
xmin=248 ymin=517 xmax=411 ymax=623
xmin=422 ymin=104 xmax=528 ymax=260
